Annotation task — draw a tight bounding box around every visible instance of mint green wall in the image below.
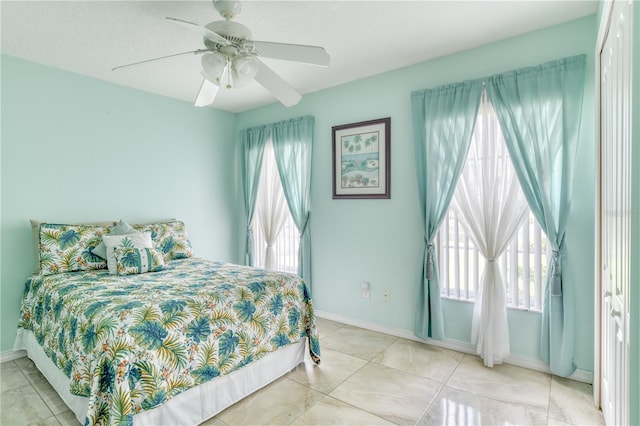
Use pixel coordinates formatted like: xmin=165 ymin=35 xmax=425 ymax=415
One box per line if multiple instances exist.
xmin=236 ymin=16 xmax=597 ymax=371
xmin=0 ymin=55 xmax=240 ymax=353
xmin=1 ymin=15 xmax=603 ymax=376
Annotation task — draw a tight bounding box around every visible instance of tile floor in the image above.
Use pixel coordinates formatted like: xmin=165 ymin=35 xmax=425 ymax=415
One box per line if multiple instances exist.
xmin=0 ymin=318 xmax=605 ymax=425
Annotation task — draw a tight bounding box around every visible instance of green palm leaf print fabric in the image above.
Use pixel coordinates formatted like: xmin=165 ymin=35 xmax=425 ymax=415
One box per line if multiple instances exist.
xmin=38 ymin=223 xmax=112 ymax=275
xmin=18 ymin=258 xmax=320 ymax=425
xmin=114 ymin=247 xmax=165 ymax=275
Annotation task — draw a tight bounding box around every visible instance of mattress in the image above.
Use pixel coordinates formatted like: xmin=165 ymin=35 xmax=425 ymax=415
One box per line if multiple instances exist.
xmin=15 ymin=329 xmax=306 ymax=425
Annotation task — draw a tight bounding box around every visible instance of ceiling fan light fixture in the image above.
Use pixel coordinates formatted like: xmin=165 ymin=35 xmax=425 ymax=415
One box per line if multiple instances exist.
xmin=201 ymin=52 xmax=227 ymax=85
xmin=231 ymin=55 xmax=259 ymax=88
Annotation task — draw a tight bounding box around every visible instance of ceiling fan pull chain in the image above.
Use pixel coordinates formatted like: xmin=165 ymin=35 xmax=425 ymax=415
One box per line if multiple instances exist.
xmin=226 ymin=59 xmax=233 ymax=89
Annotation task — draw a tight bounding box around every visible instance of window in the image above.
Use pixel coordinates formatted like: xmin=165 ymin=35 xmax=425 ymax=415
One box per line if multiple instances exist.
xmin=437 ymin=210 xmax=548 ymax=310
xmin=253 ymin=213 xmax=300 ymax=274
xmin=437 ymin=95 xmax=548 ymax=311
xmin=252 ymin=140 xmax=300 ymax=274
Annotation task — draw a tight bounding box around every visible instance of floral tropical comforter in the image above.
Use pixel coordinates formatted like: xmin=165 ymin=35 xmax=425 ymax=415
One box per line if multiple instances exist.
xmin=18 ymin=258 xmax=320 ymax=425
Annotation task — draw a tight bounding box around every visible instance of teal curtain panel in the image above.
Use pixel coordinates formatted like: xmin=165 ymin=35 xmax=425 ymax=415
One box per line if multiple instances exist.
xmin=411 ymin=80 xmax=483 ymax=340
xmin=487 ymin=54 xmax=587 ymax=376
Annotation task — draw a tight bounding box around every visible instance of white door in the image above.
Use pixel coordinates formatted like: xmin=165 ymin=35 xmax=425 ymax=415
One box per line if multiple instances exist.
xmin=598 ymin=1 xmax=633 ymax=424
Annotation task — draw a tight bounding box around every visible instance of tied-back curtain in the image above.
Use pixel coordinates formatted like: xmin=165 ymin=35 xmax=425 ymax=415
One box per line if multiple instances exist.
xmin=240 ymin=125 xmax=269 ymax=266
xmin=256 ymin=141 xmax=290 ymax=270
xmin=452 ymin=91 xmax=530 ymax=367
xmin=486 ymin=54 xmax=586 ymax=376
xmin=271 ymin=116 xmax=314 ymax=290
xmin=411 ymin=80 xmax=483 ymax=340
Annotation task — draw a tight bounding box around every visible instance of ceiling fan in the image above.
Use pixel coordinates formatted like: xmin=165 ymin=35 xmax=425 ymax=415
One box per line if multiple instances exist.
xmin=113 ymin=0 xmax=330 ymax=108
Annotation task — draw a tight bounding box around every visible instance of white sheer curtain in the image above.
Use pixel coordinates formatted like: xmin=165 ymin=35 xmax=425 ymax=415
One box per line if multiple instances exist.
xmin=255 ymin=140 xmax=290 ymax=270
xmin=452 ymin=91 xmax=529 ymax=367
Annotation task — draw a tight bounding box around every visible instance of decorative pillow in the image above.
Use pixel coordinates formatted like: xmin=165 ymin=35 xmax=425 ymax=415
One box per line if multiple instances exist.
xmin=31 ymin=219 xmax=116 ymax=273
xmin=113 ymin=247 xmax=165 ymax=275
xmin=91 ymin=219 xmax=135 ymax=260
xmin=37 ymin=223 xmax=114 ymax=276
xmin=102 ymin=232 xmax=153 ymax=275
xmin=133 ymin=220 xmax=193 ymax=261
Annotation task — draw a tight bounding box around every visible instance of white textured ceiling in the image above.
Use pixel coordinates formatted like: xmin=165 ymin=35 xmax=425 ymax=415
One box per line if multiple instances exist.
xmin=1 ymin=0 xmax=597 ymax=113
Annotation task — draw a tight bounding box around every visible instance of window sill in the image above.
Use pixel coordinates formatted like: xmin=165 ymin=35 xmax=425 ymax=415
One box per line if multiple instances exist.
xmin=440 ymin=295 xmax=542 ymax=314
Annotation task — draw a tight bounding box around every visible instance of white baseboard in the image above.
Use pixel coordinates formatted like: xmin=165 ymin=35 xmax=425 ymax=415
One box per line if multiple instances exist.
xmin=315 ymin=310 xmax=593 ymax=384
xmin=2 ymin=312 xmax=594 ymax=385
xmin=0 ymin=349 xmax=26 ymax=363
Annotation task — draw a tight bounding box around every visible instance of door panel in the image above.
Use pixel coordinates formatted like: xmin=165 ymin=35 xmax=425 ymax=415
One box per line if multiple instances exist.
xmin=599 ymin=1 xmax=633 ymax=425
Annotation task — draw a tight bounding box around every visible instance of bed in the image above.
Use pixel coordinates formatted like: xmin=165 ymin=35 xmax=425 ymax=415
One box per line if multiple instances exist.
xmin=14 ymin=220 xmax=320 ymax=425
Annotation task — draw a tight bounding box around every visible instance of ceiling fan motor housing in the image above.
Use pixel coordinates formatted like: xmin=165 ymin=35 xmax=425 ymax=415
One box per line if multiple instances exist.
xmin=204 ymin=20 xmax=254 ymax=51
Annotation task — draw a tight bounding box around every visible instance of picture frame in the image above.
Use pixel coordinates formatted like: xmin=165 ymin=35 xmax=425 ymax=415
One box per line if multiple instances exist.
xmin=332 ymin=117 xmax=391 ymax=199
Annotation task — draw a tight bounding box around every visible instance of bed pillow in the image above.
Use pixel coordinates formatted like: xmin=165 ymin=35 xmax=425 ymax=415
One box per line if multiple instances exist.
xmin=102 ymin=232 xmax=153 ymax=275
xmin=113 ymin=246 xmax=165 ymax=275
xmin=31 ymin=219 xmax=116 ymax=273
xmin=36 ymin=222 xmax=115 ymax=276
xmin=91 ymin=219 xmax=136 ymax=260
xmin=133 ymin=220 xmax=193 ymax=261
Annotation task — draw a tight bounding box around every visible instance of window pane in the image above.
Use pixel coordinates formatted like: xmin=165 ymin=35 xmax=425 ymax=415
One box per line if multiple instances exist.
xmin=252 ymin=141 xmax=300 ymax=274
xmin=438 ymin=210 xmax=547 ymax=310
xmin=437 ymin=93 xmax=548 ymax=311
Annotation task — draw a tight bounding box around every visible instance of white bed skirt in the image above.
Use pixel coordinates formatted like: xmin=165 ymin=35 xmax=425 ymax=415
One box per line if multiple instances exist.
xmin=14 ymin=328 xmax=306 ymax=425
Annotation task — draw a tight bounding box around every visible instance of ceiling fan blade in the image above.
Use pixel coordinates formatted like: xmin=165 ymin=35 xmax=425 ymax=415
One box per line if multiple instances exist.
xmin=254 ymin=60 xmax=302 ymax=107
xmin=112 ymin=49 xmax=209 ymax=71
xmin=166 ymin=17 xmax=231 ymax=46
xmin=194 ymin=78 xmax=219 ymax=107
xmin=253 ymin=41 xmax=330 ymax=67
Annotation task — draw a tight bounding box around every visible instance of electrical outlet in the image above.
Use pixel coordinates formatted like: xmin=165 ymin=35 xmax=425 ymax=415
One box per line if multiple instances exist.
xmin=361 ymin=282 xmax=370 ymax=299
xmin=382 ymin=289 xmax=390 ymax=302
